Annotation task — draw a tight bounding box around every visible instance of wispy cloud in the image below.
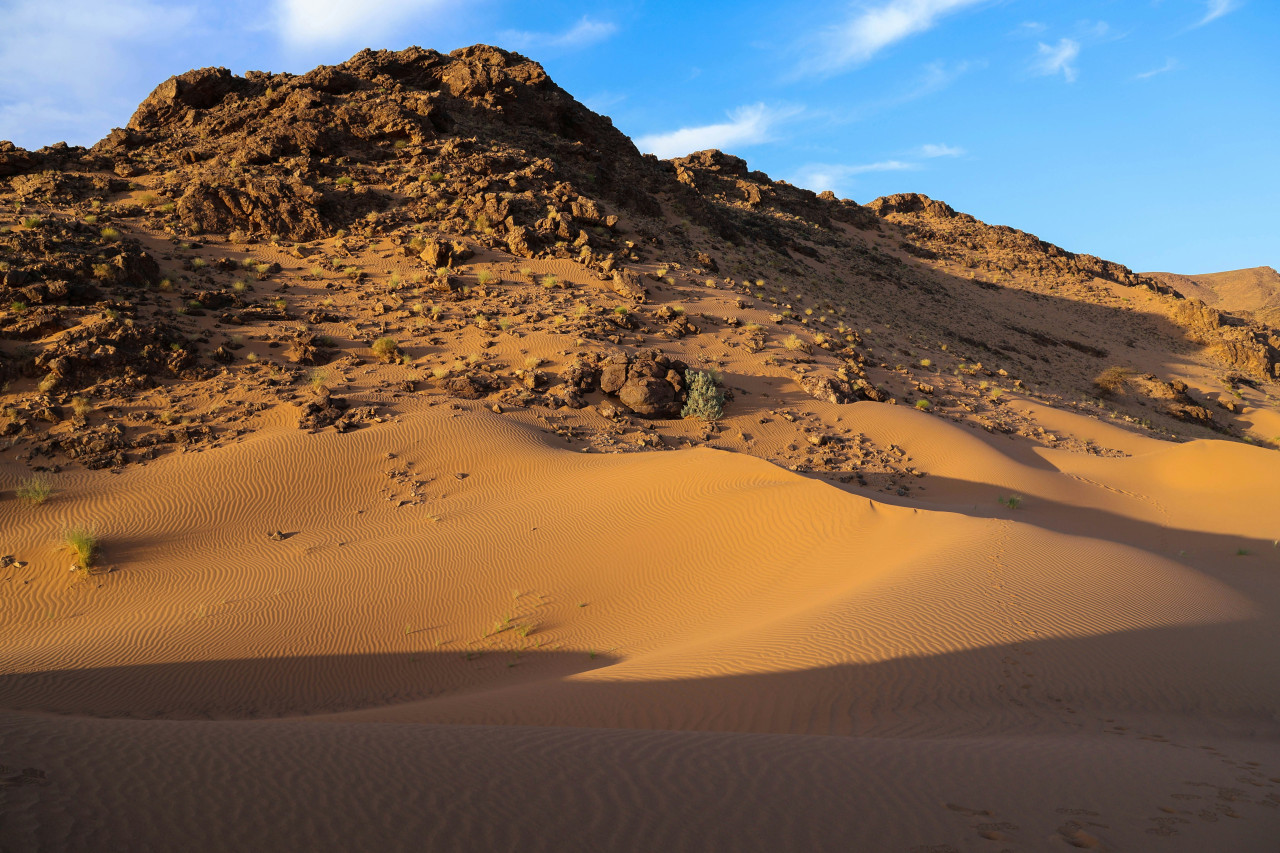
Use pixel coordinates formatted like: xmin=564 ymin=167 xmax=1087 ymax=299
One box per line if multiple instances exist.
xmin=276 ymin=0 xmax=458 ymax=46
xmin=1032 ymin=38 xmax=1081 ymax=82
xmin=1196 ymin=0 xmax=1240 ymax=26
xmin=635 ymin=104 xmax=799 ymax=160
xmin=790 ymin=160 xmax=917 ymax=197
xmin=1136 ymin=58 xmax=1178 ymax=80
xmin=500 ymin=16 xmax=618 ymax=51
xmin=0 ymin=0 xmax=196 ymax=147
xmin=919 ymin=143 xmax=965 ymax=158
xmin=799 ymin=0 xmax=987 ymax=74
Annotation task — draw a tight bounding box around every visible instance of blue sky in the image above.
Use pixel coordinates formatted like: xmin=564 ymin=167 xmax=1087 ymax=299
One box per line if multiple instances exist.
xmin=1 ymin=0 xmax=1275 ymax=273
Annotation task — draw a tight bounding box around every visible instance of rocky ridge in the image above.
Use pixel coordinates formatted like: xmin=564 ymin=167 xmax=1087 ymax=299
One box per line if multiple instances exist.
xmin=1 ymin=45 xmax=1277 ymax=472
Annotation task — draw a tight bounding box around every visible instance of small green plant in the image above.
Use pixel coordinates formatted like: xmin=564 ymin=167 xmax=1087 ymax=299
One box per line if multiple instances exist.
xmin=372 ymin=337 xmax=400 ymax=362
xmin=83 ymin=214 xmax=98 ymax=225
xmin=21 ymin=215 xmax=42 ymax=229
xmin=191 ymin=257 xmax=206 ymax=269
xmin=919 ymin=358 xmax=932 ymax=368
xmin=335 ymin=175 xmax=354 ymax=187
xmin=540 ymin=274 xmax=559 ymax=290
xmin=16 ymin=475 xmax=53 ymax=505
xmin=998 ymin=495 xmax=1023 ymax=510
xmin=9 ymin=300 xmax=27 ymax=313
xmin=682 ymin=369 xmax=725 ymax=421
xmin=915 ymin=398 xmax=932 ymax=410
xmin=613 ymin=305 xmax=629 ymax=316
xmin=308 ymin=368 xmax=328 ymax=390
xmin=232 ymin=279 xmax=248 ymax=293
xmin=99 ymin=226 xmax=121 ymax=240
xmin=62 ymin=527 xmax=97 ymax=573
xmin=71 ymin=396 xmax=92 ymax=418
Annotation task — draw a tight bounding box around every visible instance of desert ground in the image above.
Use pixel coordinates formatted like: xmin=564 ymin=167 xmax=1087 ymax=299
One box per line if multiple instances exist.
xmin=3 ymin=46 xmax=1280 ymax=852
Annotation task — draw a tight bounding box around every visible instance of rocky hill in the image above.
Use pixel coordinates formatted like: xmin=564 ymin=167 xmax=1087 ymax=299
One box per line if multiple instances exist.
xmin=1 ymin=45 xmax=1277 ymax=472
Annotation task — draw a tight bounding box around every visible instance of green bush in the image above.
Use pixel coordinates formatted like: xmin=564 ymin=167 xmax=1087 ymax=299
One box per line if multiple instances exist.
xmin=682 ymin=370 xmax=725 ymax=421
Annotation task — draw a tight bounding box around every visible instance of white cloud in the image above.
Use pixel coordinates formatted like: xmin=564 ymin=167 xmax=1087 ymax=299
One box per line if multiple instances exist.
xmin=1032 ymin=38 xmax=1081 ymax=82
xmin=501 ymin=16 xmax=618 ymax=51
xmin=1136 ymin=58 xmax=1178 ymax=80
xmin=919 ymin=143 xmax=964 ymax=158
xmin=790 ymin=160 xmax=917 ymax=196
xmin=1197 ymin=0 xmax=1240 ymax=26
xmin=0 ymin=0 xmax=196 ymax=147
xmin=802 ymin=0 xmax=987 ymax=73
xmin=635 ymin=104 xmax=799 ymax=160
xmin=276 ymin=0 xmax=457 ymax=46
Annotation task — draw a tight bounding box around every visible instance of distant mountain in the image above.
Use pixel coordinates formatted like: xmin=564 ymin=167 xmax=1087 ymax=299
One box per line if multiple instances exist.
xmin=1146 ymin=267 xmax=1280 ymax=328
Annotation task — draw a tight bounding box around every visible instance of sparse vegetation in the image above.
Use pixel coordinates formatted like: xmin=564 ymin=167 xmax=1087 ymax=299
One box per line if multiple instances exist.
xmin=62 ymin=527 xmax=97 ymax=573
xmin=784 ymin=333 xmax=811 ymax=354
xmin=16 ymin=475 xmax=53 ymax=505
xmin=998 ymin=495 xmax=1023 ymax=510
xmin=1094 ymin=366 xmax=1134 ymax=396
xmin=99 ymin=226 xmax=121 ymax=240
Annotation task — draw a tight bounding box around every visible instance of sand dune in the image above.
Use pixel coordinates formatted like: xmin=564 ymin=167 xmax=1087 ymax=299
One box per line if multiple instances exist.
xmin=5 ymin=398 xmax=1280 ymax=850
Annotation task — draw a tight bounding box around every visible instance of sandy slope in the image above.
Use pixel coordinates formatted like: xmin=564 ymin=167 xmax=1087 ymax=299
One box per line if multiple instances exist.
xmin=4 ymin=397 xmax=1280 ymax=851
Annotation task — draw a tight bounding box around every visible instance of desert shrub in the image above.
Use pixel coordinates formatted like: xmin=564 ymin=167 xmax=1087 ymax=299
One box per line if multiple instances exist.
xmin=1094 ymin=366 xmax=1134 ymax=396
xmin=915 ymin=398 xmax=932 ymax=410
xmin=372 ymin=337 xmax=400 ymax=361
xmin=99 ymin=226 xmax=121 ymax=240
xmin=9 ymin=300 xmax=27 ymax=313
xmin=540 ymin=274 xmax=559 ymax=290
xmin=16 ymin=475 xmax=53 ymax=505
xmin=335 ymin=176 xmax=354 ymax=187
xmin=784 ymin=333 xmax=811 ymax=354
xmin=476 ymin=269 xmax=494 ymax=286
xmin=71 ymin=396 xmax=92 ymax=418
xmin=682 ymin=370 xmax=725 ymax=421
xmin=21 ymin=216 xmax=41 ymax=229
xmin=62 ymin=527 xmax=97 ymax=573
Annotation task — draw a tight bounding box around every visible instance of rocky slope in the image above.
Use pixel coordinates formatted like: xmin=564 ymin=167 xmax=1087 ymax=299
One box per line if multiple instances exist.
xmin=1 ymin=45 xmax=1277 ymax=472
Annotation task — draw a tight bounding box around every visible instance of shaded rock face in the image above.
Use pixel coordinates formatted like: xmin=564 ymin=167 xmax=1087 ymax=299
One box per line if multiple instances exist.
xmin=602 ymin=349 xmax=688 ymax=418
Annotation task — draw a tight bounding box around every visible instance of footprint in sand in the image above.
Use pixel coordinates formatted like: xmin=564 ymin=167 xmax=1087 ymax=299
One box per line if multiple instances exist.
xmin=0 ymin=765 xmax=49 ymax=788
